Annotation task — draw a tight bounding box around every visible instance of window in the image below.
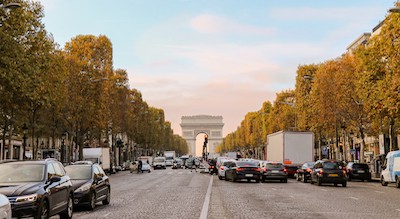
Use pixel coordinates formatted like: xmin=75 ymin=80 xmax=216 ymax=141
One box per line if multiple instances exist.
xmin=53 ymin=163 xmax=65 ymax=176
xmin=47 ymin=163 xmax=56 ymax=179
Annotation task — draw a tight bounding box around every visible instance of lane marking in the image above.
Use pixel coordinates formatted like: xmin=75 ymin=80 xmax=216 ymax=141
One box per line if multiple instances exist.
xmin=349 ymin=197 xmax=359 ymax=200
xmin=272 ymin=188 xmax=277 ymax=191
xmin=396 ymin=209 xmax=400 ymax=212
xmin=321 ymin=189 xmax=328 ymax=192
xmin=103 ymin=212 xmax=111 ymax=218
xmin=375 ymin=191 xmax=384 ymax=194
xmin=199 ymin=176 xmax=213 ymax=219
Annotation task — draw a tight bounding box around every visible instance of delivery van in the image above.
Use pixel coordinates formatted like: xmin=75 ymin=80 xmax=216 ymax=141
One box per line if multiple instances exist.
xmin=380 ymin=150 xmax=400 ymax=187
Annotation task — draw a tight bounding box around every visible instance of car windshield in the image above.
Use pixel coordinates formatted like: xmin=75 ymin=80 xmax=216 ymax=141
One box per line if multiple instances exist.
xmin=0 ymin=164 xmax=44 ymax=182
xmin=64 ymin=165 xmax=92 ymax=180
xmin=353 ymin=164 xmax=369 ymax=169
xmin=154 ymin=158 xmax=165 ymax=162
xmin=304 ymin=162 xmax=315 ymax=168
xmin=323 ymin=162 xmax=341 ymax=170
xmin=236 ymin=161 xmax=256 ymax=167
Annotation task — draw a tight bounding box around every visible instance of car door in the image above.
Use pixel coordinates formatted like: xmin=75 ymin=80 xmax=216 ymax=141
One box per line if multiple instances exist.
xmin=52 ymin=162 xmax=70 ymax=212
xmin=93 ymin=165 xmax=108 ymax=200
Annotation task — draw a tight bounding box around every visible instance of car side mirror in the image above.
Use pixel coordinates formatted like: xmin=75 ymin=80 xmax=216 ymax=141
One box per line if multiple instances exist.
xmin=49 ymin=175 xmax=61 ymax=183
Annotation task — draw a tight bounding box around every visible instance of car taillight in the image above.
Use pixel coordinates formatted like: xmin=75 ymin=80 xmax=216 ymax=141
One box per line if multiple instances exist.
xmin=306 ymin=168 xmax=311 ymax=172
xmin=263 ymin=168 xmax=268 ymax=172
xmin=237 ymin=168 xmax=244 ymax=171
xmin=343 ymin=170 xmax=346 ymax=176
xmin=283 ymin=168 xmax=287 ymax=173
xmin=210 ymin=166 xmax=214 ymax=168
xmin=318 ymin=169 xmax=323 ymax=175
xmin=254 ymin=168 xmax=261 ymax=172
xmin=220 ymin=166 xmax=224 ymax=170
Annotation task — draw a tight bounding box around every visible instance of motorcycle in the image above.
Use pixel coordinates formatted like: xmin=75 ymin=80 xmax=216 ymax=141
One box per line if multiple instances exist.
xmin=208 ymin=164 xmax=217 ymax=175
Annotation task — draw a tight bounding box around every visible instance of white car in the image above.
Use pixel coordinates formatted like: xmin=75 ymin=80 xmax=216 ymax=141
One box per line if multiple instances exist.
xmin=141 ymin=162 xmax=151 ymax=173
xmin=153 ymin=157 xmax=167 ymax=169
xmin=218 ymin=159 xmax=234 ymax=180
xmin=0 ymin=194 xmax=11 ymax=219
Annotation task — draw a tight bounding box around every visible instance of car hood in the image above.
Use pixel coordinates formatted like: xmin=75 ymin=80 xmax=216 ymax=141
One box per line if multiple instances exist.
xmin=0 ymin=182 xmax=42 ymax=196
xmin=70 ymin=179 xmax=90 ymax=190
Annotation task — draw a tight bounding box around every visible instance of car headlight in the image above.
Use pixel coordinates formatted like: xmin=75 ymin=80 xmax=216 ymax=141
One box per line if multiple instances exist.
xmin=75 ymin=182 xmax=92 ymax=193
xmin=15 ymin=194 xmax=38 ymax=203
xmin=0 ymin=203 xmax=11 ymax=219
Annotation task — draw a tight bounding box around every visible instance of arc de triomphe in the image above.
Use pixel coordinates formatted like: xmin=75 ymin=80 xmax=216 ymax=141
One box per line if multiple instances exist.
xmin=180 ymin=115 xmax=224 ymax=157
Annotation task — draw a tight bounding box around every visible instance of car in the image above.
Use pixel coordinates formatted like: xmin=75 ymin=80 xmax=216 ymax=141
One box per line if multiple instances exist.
xmin=218 ymin=159 xmax=234 ymax=180
xmin=0 ymin=194 xmax=11 ymax=219
xmin=310 ymin=160 xmax=347 ymax=187
xmin=140 ymin=161 xmax=151 ymax=173
xmin=0 ymin=159 xmax=74 ymax=219
xmin=225 ymin=161 xmax=261 ymax=183
xmin=296 ymin=161 xmax=316 ymax=183
xmin=380 ymin=150 xmax=400 ymax=187
xmin=261 ymin=162 xmax=288 ymax=183
xmin=285 ymin=164 xmax=300 ymax=178
xmin=64 ymin=161 xmax=111 ymax=210
xmin=185 ymin=157 xmax=199 ymax=169
xmin=346 ymin=162 xmax=371 ymax=182
xmin=172 ymin=158 xmax=183 ymax=169
xmin=153 ymin=157 xmax=167 ymax=169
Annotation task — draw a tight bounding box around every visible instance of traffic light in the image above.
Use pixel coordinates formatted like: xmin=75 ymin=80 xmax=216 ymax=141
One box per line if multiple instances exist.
xmin=204 ymin=134 xmax=208 ymax=143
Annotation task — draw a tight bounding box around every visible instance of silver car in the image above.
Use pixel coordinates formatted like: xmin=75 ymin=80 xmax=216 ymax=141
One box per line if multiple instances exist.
xmin=0 ymin=193 xmax=12 ymax=219
xmin=218 ymin=159 xmax=234 ymax=180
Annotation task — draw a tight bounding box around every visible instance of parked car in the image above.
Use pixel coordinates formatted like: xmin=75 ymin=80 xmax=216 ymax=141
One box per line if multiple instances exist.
xmin=296 ymin=161 xmax=315 ymax=183
xmin=0 ymin=194 xmax=11 ymax=219
xmin=310 ymin=160 xmax=347 ymax=187
xmin=225 ymin=161 xmax=261 ymax=183
xmin=153 ymin=157 xmax=167 ymax=169
xmin=64 ymin=161 xmax=110 ymax=210
xmin=0 ymin=159 xmax=74 ymax=219
xmin=218 ymin=159 xmax=234 ymax=180
xmin=346 ymin=162 xmax=371 ymax=181
xmin=261 ymin=162 xmax=288 ymax=183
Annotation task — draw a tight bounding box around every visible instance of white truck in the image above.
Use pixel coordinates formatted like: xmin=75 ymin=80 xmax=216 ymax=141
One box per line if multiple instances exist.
xmin=82 ymin=148 xmax=111 ymax=173
xmin=266 ymin=131 xmax=314 ymax=165
xmin=164 ymin=151 xmax=176 ymax=166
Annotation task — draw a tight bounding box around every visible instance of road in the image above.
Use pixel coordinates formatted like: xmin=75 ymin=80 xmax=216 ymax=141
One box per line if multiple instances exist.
xmin=68 ymin=167 xmax=400 ymax=219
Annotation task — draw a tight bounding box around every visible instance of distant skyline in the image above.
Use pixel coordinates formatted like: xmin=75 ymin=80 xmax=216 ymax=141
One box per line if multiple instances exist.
xmin=39 ymin=0 xmax=395 ymax=136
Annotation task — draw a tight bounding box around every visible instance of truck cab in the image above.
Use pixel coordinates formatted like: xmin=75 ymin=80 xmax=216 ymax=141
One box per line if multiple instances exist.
xmin=381 ymin=150 xmax=400 ymax=187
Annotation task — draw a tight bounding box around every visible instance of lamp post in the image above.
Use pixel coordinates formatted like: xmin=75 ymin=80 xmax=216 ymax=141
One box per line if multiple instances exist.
xmin=22 ymin=123 xmax=28 ymax=160
xmin=61 ymin=132 xmax=67 ymax=164
xmin=0 ymin=2 xmax=21 ymax=26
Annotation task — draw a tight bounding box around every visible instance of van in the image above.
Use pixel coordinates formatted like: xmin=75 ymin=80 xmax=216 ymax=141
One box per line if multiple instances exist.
xmin=380 ymin=150 xmax=400 ymax=187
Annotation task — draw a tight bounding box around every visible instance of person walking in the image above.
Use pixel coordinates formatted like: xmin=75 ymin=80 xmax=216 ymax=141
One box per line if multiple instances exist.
xmin=137 ymin=160 xmax=143 ymax=174
xmin=190 ymin=158 xmax=197 ymax=172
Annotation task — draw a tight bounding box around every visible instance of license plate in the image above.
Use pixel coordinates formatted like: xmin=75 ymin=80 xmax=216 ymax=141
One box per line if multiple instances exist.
xmin=357 ymin=170 xmax=365 ymax=173
xmin=245 ymin=174 xmax=253 ymax=177
xmin=329 ymin=174 xmax=338 ymax=177
xmin=272 ymin=170 xmax=279 ymax=173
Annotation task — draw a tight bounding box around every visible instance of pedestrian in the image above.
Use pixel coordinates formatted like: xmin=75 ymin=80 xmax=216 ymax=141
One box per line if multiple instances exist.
xmin=190 ymin=158 xmax=197 ymax=172
xmin=137 ymin=160 xmax=142 ymax=174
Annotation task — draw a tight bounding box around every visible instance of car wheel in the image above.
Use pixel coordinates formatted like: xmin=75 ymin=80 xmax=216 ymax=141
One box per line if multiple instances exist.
xmin=59 ymin=195 xmax=73 ymax=219
xmin=317 ymin=177 xmax=322 ymax=186
xmin=310 ymin=177 xmax=314 ymax=184
xmin=334 ymin=183 xmax=338 ymax=187
xmin=342 ymin=181 xmax=347 ymax=187
xmin=35 ymin=199 xmax=49 ymax=219
xmin=296 ymin=174 xmax=300 ymax=181
xmin=396 ymin=177 xmax=400 ymax=188
xmin=102 ymin=187 xmax=110 ymax=205
xmin=284 ymin=179 xmax=288 ymax=183
xmin=224 ymin=173 xmax=228 ymax=181
xmin=88 ymin=191 xmax=96 ymax=210
xmin=381 ymin=176 xmax=388 ymax=186
xmin=218 ymin=175 xmax=222 ymax=180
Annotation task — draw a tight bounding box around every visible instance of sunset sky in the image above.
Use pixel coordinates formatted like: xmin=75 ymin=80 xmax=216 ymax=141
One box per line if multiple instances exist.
xmin=39 ymin=0 xmax=395 ymax=137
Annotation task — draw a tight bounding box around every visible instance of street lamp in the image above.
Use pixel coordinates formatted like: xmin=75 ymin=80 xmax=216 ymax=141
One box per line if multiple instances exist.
xmin=0 ymin=2 xmax=21 ymax=26
xmin=22 ymin=123 xmax=28 ymax=160
xmin=388 ymin=7 xmax=400 ymax=13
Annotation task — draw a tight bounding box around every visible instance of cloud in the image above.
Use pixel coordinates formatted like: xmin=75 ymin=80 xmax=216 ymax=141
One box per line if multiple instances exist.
xmin=191 ymin=14 xmax=276 ymax=36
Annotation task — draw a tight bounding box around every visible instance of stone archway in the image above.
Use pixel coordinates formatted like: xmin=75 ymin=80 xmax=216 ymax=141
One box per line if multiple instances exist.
xmin=180 ymin=115 xmax=224 ymax=157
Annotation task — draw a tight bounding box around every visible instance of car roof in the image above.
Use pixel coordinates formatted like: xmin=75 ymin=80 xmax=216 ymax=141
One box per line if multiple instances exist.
xmin=0 ymin=159 xmax=59 ymax=165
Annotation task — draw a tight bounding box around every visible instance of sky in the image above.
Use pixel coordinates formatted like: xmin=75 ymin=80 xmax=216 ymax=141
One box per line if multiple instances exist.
xmin=38 ymin=0 xmax=396 ymax=137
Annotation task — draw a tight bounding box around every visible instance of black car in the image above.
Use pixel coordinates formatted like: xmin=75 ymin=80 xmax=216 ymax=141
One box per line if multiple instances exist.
xmin=310 ymin=160 xmax=347 ymax=187
xmin=225 ymin=161 xmax=261 ymax=183
xmin=346 ymin=162 xmax=372 ymax=181
xmin=0 ymin=159 xmax=74 ymax=219
xmin=261 ymin=162 xmax=288 ymax=183
xmin=64 ymin=161 xmax=111 ymax=210
xmin=296 ymin=161 xmax=315 ymax=183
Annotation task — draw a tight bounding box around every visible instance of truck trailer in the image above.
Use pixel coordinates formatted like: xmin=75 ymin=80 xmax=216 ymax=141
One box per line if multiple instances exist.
xmin=82 ymin=147 xmax=111 ymax=173
xmin=266 ymin=131 xmax=314 ymax=164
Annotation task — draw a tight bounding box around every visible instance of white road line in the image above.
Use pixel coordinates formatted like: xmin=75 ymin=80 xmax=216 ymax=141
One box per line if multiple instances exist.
xmin=375 ymin=191 xmax=384 ymax=194
xmin=199 ymin=176 xmax=213 ymax=219
xmin=271 ymin=188 xmax=277 ymax=191
xmin=349 ymin=197 xmax=359 ymax=200
xmin=321 ymin=189 xmax=328 ymax=192
xmin=103 ymin=212 xmax=111 ymax=218
xmin=396 ymin=209 xmax=400 ymax=212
